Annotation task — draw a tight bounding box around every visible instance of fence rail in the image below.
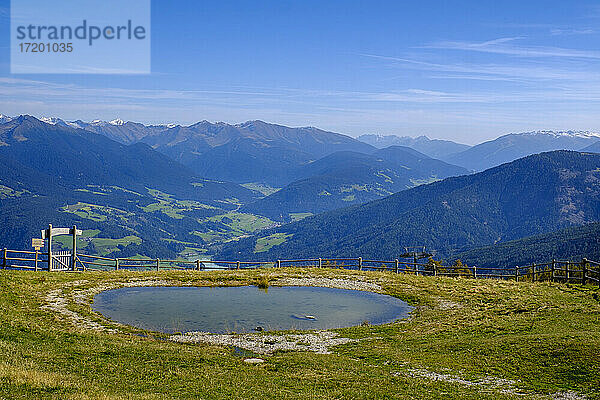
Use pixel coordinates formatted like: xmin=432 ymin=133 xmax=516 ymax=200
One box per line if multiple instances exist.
xmin=0 ymin=247 xmax=598 ymax=286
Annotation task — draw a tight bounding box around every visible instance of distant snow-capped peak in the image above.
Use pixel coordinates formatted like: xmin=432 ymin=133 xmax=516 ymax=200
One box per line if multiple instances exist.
xmin=40 ymin=117 xmax=89 ymax=130
xmin=40 ymin=117 xmax=63 ymax=125
xmin=0 ymin=114 xmax=12 ymax=123
xmin=109 ymin=118 xmax=125 ymax=126
xmin=64 ymin=120 xmax=86 ymax=129
xmin=520 ymin=130 xmax=600 ymax=139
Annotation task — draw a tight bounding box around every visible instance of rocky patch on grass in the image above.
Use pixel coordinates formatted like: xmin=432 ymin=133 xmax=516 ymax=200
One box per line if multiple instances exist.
xmin=43 ymin=288 xmax=117 ymax=333
xmin=395 ymin=368 xmax=587 ymax=399
xmin=43 ymin=279 xmax=179 ymax=332
xmin=171 ymin=330 xmax=358 ymax=354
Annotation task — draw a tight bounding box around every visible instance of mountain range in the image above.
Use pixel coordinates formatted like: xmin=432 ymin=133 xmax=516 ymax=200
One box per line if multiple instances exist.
xmin=443 ymin=131 xmax=600 ymax=171
xmin=46 ymin=117 xmax=375 ymax=186
xmin=357 ymin=134 xmax=470 ymax=159
xmin=242 ymin=146 xmax=468 ymax=220
xmin=2 ymin=113 xmax=600 ymax=265
xmin=0 ymin=116 xmax=256 ymax=202
xmin=0 ymin=116 xmax=261 ymax=255
xmin=217 ymin=151 xmax=600 ymax=261
xmin=16 ymin=114 xmax=600 ymax=181
xmin=358 ymin=131 xmax=600 ymax=172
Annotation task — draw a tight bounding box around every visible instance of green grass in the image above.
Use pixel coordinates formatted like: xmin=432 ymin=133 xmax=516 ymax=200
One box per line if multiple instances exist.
xmin=254 ymin=233 xmax=293 ymax=253
xmin=0 ymin=184 xmax=29 ymax=199
xmin=409 ymin=176 xmax=441 ymax=187
xmin=208 ymin=212 xmax=275 ymax=232
xmin=241 ymin=183 xmax=281 ymax=196
xmin=0 ymin=269 xmax=598 ymax=399
xmin=86 ymin=236 xmax=142 ymax=255
xmin=376 ymin=170 xmax=394 ymax=183
xmin=141 ymin=191 xmax=218 ymax=220
xmin=194 ymin=212 xmax=277 ymax=245
xmin=53 ymin=229 xmax=99 ymax=249
xmin=61 ymin=202 xmax=132 ymax=223
xmin=141 ymin=200 xmax=187 ymax=219
xmin=74 ymin=188 xmax=109 ymax=196
xmin=54 ymin=231 xmax=141 ymax=256
xmin=289 ymin=212 xmax=313 ymax=222
xmin=75 ymin=185 xmax=142 ymax=197
xmin=340 ymin=184 xmax=369 ymax=193
xmin=160 ymin=239 xmax=208 ymax=260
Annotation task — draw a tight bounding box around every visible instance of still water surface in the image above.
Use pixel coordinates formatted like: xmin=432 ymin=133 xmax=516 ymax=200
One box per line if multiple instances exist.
xmin=92 ymin=285 xmax=413 ymax=334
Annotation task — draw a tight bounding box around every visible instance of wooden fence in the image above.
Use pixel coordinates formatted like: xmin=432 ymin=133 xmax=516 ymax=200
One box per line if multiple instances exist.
xmin=1 ymin=248 xmax=599 ymax=286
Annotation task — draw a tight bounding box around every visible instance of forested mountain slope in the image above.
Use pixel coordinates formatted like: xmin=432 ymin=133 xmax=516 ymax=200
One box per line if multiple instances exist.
xmin=449 ymin=223 xmax=600 ymax=267
xmin=217 ymin=151 xmax=600 ymax=260
xmin=242 ymin=146 xmax=468 ymax=220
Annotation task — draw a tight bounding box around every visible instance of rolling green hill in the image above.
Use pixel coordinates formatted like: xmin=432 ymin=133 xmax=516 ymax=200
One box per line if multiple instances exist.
xmin=217 ymin=151 xmax=600 ymax=260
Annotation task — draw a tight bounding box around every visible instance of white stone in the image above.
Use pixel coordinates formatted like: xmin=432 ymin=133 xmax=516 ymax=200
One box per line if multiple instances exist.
xmin=243 ymin=358 xmax=265 ymax=364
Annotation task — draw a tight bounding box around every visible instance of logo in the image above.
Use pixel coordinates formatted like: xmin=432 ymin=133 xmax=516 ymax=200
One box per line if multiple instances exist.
xmin=11 ymin=0 xmax=151 ymax=74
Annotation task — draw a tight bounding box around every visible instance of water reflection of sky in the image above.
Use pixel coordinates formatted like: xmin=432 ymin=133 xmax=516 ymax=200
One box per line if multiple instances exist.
xmin=92 ymin=286 xmax=413 ymax=334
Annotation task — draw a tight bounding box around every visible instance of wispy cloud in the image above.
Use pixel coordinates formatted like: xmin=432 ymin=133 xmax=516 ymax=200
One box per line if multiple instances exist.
xmin=550 ymin=28 xmax=595 ymax=36
xmin=424 ymin=38 xmax=600 ymax=59
xmin=486 ymin=22 xmax=596 ymax=36
xmin=360 ymin=53 xmax=600 ymax=83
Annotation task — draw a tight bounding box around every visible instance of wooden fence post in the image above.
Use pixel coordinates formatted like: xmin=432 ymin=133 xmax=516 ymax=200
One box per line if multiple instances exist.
xmin=236 ymin=261 xmax=240 ymax=270
xmin=566 ymin=262 xmax=570 ymax=282
xmin=319 ymin=258 xmax=322 ymax=268
xmin=156 ymin=259 xmax=160 ymax=271
xmin=582 ymin=258 xmax=588 ymax=285
xmin=34 ymin=250 xmax=39 ymax=272
xmin=115 ymin=258 xmax=119 ymax=271
xmin=2 ymin=248 xmax=6 ymax=270
xmin=195 ymin=260 xmax=200 ymax=271
xmin=515 ymin=266 xmax=519 ymax=282
xmin=71 ymin=225 xmax=77 ymax=271
xmin=551 ymin=259 xmax=556 ymax=282
xmin=395 ymin=259 xmax=399 ymax=274
xmin=358 ymin=257 xmax=363 ymax=271
xmin=473 ymin=265 xmax=477 ymax=279
xmin=47 ymin=224 xmax=53 ymax=271
xmin=277 ymin=260 xmax=281 ymax=269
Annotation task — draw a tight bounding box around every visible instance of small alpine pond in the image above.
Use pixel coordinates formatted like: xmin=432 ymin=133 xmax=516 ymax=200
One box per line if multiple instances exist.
xmin=92 ymin=285 xmax=413 ymax=334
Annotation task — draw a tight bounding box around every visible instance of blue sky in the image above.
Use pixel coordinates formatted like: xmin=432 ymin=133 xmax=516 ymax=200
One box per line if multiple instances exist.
xmin=1 ymin=0 xmax=600 ymax=144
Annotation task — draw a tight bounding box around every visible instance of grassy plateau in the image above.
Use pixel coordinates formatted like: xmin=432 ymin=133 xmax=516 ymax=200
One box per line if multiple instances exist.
xmin=0 ymin=268 xmax=598 ymax=399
